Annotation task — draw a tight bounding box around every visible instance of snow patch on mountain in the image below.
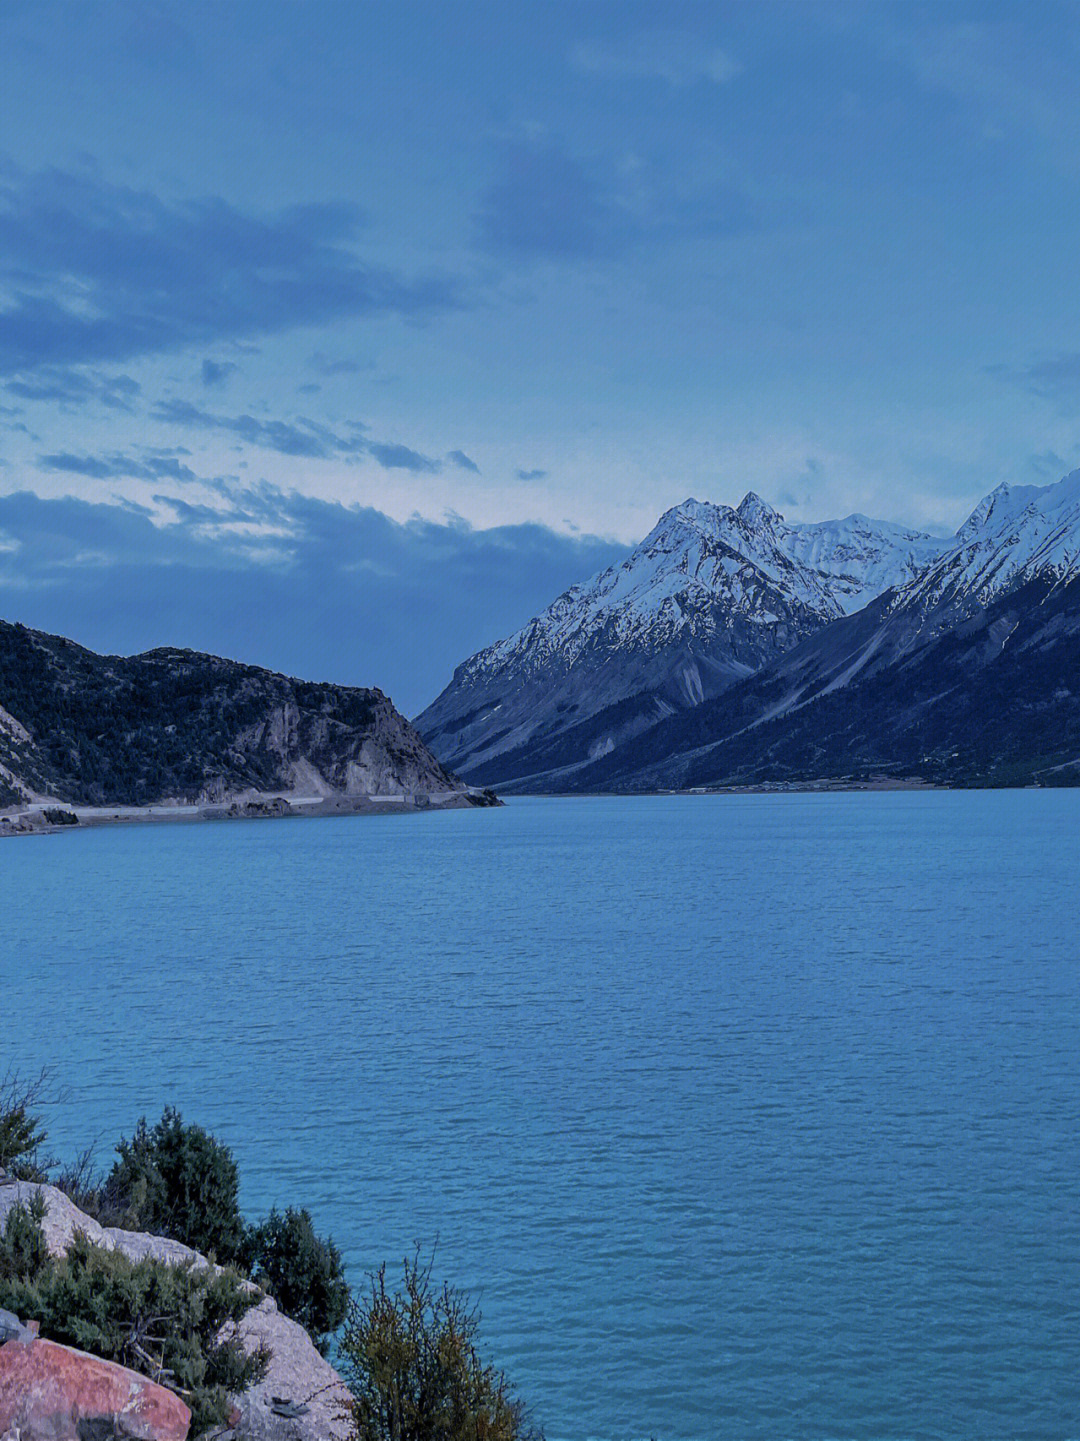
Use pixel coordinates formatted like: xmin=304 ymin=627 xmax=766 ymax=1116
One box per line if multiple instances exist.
xmin=781 ymin=512 xmax=947 ymax=613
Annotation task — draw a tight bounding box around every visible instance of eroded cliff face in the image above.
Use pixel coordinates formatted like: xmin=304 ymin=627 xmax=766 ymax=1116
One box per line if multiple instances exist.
xmin=0 ymin=623 xmax=465 ymax=807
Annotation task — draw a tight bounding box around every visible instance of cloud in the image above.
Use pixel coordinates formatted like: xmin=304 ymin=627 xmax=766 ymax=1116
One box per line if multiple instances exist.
xmin=1029 ymin=449 xmax=1071 ymax=478
xmin=147 ymin=398 xmax=440 ymax=470
xmin=516 ymin=468 xmax=548 ymax=481
xmin=570 ymin=32 xmax=740 ymax=87
xmin=309 ymin=352 xmax=373 ymax=376
xmin=0 ymin=164 xmax=463 ymax=374
xmin=38 ymin=451 xmax=198 ymax=483
xmin=476 ymin=139 xmax=758 ymax=261
xmin=366 ymin=442 xmax=441 ymax=473
xmin=1021 ymin=354 xmax=1080 ymax=392
xmin=0 ymin=489 xmax=627 ymax=715
xmin=201 ymin=358 xmax=237 ymax=387
xmin=5 ymin=367 xmax=141 ymax=410
xmin=989 ymin=353 xmax=1080 ymax=408
xmin=150 ymin=399 xmax=368 ymax=459
xmin=872 ymin=13 xmax=1080 ymax=172
xmin=477 ymin=143 xmax=614 ymax=260
xmin=447 ymin=450 xmax=480 ymax=473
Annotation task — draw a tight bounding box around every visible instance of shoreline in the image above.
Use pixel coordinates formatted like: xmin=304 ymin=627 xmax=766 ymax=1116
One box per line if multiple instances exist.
xmin=0 ymin=788 xmax=500 ymax=837
xmin=495 ymin=775 xmax=949 ymax=798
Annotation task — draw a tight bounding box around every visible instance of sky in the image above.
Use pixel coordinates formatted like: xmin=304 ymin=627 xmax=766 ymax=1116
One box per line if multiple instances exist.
xmin=3 ymin=0 xmax=1080 ymax=713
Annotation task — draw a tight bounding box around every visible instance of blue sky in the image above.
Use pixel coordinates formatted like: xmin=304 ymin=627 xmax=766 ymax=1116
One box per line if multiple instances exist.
xmin=3 ymin=0 xmax=1080 ymax=711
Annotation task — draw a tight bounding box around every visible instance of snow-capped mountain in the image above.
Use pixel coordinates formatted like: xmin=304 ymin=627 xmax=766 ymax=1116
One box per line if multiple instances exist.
xmin=452 ymin=495 xmax=844 ymax=690
xmin=536 ymin=468 xmax=1080 ymax=794
xmin=416 ymin=491 xmax=947 ymax=784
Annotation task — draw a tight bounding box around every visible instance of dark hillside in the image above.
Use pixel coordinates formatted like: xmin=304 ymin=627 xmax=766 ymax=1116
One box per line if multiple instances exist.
xmin=0 ymin=621 xmax=463 ymax=807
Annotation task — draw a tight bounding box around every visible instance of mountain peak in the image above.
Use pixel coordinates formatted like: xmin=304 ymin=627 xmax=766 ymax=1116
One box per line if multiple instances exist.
xmin=737 ymin=491 xmax=782 ymax=526
xmin=957 ymin=481 xmax=1015 ymax=541
xmin=665 ymin=497 xmax=715 ymax=526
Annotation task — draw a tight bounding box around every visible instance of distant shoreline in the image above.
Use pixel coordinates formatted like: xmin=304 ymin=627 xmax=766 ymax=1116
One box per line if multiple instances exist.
xmin=500 ymin=777 xmax=967 ymax=797
xmin=515 ymin=778 xmax=1062 ymax=796
xmin=0 ymin=788 xmax=500 ymax=837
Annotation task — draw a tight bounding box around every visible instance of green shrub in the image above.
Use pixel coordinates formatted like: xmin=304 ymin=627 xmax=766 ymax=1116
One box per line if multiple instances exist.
xmin=0 ymin=1069 xmax=52 ymax=1179
xmin=0 ymin=1192 xmax=48 ymax=1281
xmin=107 ymin=1108 xmax=245 ymax=1262
xmin=41 ymin=808 xmax=78 ymax=825
xmin=0 ymin=1202 xmax=268 ymax=1437
xmin=241 ymin=1207 xmax=349 ymax=1355
xmin=337 ymin=1249 xmax=541 ymax=1441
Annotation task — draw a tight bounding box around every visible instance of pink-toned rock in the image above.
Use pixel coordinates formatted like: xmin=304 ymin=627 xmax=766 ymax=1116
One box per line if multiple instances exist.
xmin=0 ymin=1336 xmax=190 ymax=1441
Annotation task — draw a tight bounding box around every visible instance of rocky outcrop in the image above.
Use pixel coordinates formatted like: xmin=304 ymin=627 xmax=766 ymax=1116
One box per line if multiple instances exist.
xmin=0 ymin=1334 xmax=191 ymax=1441
xmin=0 ymin=1184 xmax=350 ymax=1441
xmin=222 ymin=1300 xmax=350 ymax=1441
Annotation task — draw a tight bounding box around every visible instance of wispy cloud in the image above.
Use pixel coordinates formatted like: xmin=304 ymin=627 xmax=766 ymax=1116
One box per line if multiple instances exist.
xmin=139 ymin=398 xmax=446 ymax=473
xmin=989 ymin=352 xmax=1080 ymax=408
xmin=876 ymin=14 xmax=1080 ymax=169
xmin=201 ymin=358 xmax=237 ymax=387
xmin=477 ymin=143 xmax=611 ymax=260
xmin=0 ymin=164 xmax=464 ymax=374
xmin=366 ymin=442 xmax=441 ymax=474
xmin=150 ymin=399 xmax=369 ymax=459
xmin=476 ymin=138 xmax=758 ymax=262
xmin=516 ymin=467 xmax=548 ymax=481
xmin=37 ymin=451 xmax=199 ymax=483
xmin=570 ymin=31 xmax=739 ymax=87
xmin=309 ymin=352 xmax=373 ymax=376
xmin=5 ymin=367 xmax=141 ymax=410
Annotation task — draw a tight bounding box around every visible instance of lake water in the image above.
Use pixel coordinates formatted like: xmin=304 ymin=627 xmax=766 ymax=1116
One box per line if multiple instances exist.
xmin=4 ymin=792 xmax=1080 ymax=1440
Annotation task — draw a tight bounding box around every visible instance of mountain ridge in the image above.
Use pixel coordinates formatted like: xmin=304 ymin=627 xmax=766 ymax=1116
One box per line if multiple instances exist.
xmin=416 ymin=492 xmax=947 ymax=781
xmin=421 ymin=470 xmax=1080 ymax=792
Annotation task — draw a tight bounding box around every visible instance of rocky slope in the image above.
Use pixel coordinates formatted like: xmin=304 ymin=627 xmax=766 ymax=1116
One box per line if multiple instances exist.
xmin=517 ymin=470 xmax=1080 ymax=792
xmin=0 ymin=621 xmax=468 ymax=810
xmin=417 ymin=493 xmax=945 ymax=786
xmin=0 ymin=1179 xmax=349 ymax=1441
xmin=412 ymin=492 xmax=945 ymax=789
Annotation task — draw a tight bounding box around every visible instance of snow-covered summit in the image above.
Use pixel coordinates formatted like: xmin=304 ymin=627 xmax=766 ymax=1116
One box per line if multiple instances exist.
xmin=444 ymin=493 xmax=952 ymax=692
xmin=900 ymin=469 xmax=1080 ymax=610
xmin=776 ymin=510 xmax=947 ymax=614
xmin=457 ymin=494 xmax=847 ymax=688
xmin=736 ymin=491 xmax=782 ymax=527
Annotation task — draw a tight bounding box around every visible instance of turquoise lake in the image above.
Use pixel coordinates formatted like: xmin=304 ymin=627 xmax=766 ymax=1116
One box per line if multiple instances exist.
xmin=3 ymin=792 xmax=1080 ymax=1440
